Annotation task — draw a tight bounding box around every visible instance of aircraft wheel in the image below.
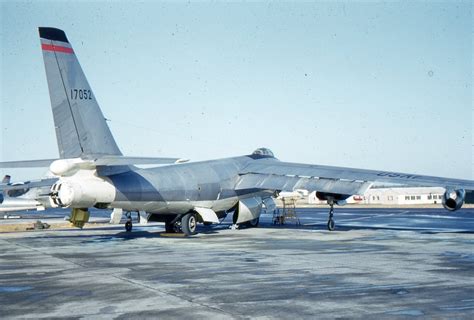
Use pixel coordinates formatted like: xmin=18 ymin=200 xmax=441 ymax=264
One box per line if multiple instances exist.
xmin=125 ymin=221 xmax=133 ymax=232
xmin=327 ymin=219 xmax=335 ymax=231
xmin=181 ymin=213 xmax=197 ymax=236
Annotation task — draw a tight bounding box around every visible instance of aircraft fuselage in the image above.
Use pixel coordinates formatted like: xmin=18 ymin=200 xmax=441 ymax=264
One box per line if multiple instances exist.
xmin=106 ymin=154 xmax=274 ymax=216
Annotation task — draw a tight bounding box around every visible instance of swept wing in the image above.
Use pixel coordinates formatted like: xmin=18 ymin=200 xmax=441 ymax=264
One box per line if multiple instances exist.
xmin=237 ymin=158 xmax=474 ymax=194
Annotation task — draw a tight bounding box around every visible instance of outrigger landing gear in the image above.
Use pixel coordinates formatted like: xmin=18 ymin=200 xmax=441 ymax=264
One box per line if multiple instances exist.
xmin=125 ymin=212 xmax=133 ymax=232
xmin=327 ymin=202 xmax=335 ymax=231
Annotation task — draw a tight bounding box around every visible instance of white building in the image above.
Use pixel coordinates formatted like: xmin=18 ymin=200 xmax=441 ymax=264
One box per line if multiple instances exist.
xmin=308 ymin=187 xmax=446 ymax=205
xmin=362 ymin=187 xmax=446 ymax=205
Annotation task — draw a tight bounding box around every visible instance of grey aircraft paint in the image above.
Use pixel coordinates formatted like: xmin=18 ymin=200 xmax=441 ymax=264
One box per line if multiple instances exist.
xmin=1 ymin=27 xmax=474 ymax=235
xmin=106 ymin=155 xmax=274 ymax=214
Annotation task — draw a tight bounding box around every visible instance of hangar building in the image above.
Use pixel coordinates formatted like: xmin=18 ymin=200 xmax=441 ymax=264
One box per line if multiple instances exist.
xmin=308 ymin=187 xmax=447 ymax=205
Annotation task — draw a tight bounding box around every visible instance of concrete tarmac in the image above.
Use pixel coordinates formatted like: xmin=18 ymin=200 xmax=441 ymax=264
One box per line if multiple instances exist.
xmin=1 ymin=207 xmax=473 ymax=319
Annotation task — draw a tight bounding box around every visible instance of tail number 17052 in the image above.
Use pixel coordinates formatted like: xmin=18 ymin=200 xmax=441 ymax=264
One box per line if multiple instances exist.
xmin=70 ymin=89 xmax=92 ymax=100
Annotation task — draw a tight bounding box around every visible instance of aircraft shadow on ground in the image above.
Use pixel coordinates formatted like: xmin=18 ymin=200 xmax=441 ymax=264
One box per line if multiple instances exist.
xmin=27 ymin=219 xmax=474 ymax=242
xmin=257 ymin=222 xmax=474 ymax=234
xmin=33 ymin=224 xmax=223 ymax=242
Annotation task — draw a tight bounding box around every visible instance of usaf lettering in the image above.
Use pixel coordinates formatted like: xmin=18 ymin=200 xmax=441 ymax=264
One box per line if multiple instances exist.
xmin=377 ymin=172 xmax=420 ymax=179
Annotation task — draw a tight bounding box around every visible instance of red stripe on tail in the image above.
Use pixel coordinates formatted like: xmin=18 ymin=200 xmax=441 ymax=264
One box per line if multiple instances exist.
xmin=41 ymin=43 xmax=74 ymax=54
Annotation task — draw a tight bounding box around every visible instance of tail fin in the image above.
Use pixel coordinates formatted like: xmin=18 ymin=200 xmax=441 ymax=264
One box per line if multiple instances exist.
xmin=39 ymin=27 xmax=122 ymax=159
xmin=2 ymin=175 xmax=11 ymax=184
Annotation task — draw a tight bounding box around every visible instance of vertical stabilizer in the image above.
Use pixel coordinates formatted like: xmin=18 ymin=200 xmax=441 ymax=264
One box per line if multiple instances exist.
xmin=39 ymin=27 xmax=122 ymax=158
xmin=2 ymin=175 xmax=11 ymax=184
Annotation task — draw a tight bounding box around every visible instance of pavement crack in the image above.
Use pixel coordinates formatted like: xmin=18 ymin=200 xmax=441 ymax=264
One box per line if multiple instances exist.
xmin=1 ymin=238 xmax=243 ymax=318
xmin=110 ymin=273 xmax=244 ymax=318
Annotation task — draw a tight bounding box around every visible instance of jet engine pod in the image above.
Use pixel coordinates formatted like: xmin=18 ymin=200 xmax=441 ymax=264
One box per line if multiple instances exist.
xmin=49 ymin=179 xmax=115 ymax=208
xmin=316 ymin=192 xmax=351 ymax=205
xmin=442 ymin=188 xmax=465 ymax=211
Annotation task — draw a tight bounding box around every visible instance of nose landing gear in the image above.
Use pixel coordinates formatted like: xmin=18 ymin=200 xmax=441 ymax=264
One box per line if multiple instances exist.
xmin=326 ymin=201 xmax=336 ymax=231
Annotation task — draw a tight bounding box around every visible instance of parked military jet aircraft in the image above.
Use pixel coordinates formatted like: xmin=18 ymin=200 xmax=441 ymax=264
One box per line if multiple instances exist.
xmin=1 ymin=27 xmax=473 ymax=235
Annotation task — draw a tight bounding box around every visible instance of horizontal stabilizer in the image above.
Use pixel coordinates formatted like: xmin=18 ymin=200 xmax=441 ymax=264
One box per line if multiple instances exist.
xmin=0 ymin=156 xmax=186 ymax=170
xmin=0 ymin=159 xmax=58 ymax=168
xmin=93 ymin=156 xmax=187 ymax=166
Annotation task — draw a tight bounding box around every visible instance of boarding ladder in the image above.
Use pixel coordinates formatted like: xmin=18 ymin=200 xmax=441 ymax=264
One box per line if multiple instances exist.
xmin=273 ymin=198 xmax=301 ymax=225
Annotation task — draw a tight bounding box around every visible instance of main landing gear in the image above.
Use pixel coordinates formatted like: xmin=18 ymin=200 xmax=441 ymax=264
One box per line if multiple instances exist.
xmin=164 ymin=212 xmax=198 ymax=236
xmin=327 ymin=202 xmax=335 ymax=231
xmin=123 ymin=211 xmax=198 ymax=236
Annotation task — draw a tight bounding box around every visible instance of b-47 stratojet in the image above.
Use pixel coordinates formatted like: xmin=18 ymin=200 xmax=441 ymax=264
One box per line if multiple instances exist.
xmin=1 ymin=28 xmax=473 ymax=235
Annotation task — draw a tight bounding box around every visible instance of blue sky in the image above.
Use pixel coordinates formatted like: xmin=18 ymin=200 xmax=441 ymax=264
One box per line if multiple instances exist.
xmin=1 ymin=1 xmax=472 ymax=181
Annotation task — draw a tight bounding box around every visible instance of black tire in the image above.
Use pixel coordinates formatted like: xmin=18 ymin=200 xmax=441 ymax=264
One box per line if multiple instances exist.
xmin=327 ymin=219 xmax=335 ymax=231
xmin=181 ymin=213 xmax=197 ymax=236
xmin=125 ymin=221 xmax=132 ymax=232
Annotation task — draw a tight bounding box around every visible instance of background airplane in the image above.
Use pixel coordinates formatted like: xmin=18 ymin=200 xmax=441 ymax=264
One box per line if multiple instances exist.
xmin=1 ymin=27 xmax=473 ymax=235
xmin=0 ymin=175 xmax=52 ymax=213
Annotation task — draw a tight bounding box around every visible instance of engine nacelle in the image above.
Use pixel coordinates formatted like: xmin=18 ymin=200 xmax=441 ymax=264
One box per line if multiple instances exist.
xmin=316 ymin=192 xmax=350 ymax=206
xmin=442 ymin=188 xmax=465 ymax=211
xmin=50 ymin=178 xmax=115 ymax=208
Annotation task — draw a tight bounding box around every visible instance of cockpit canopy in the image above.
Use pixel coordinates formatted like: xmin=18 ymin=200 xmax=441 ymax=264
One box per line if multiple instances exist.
xmin=252 ymin=148 xmax=275 ymax=158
